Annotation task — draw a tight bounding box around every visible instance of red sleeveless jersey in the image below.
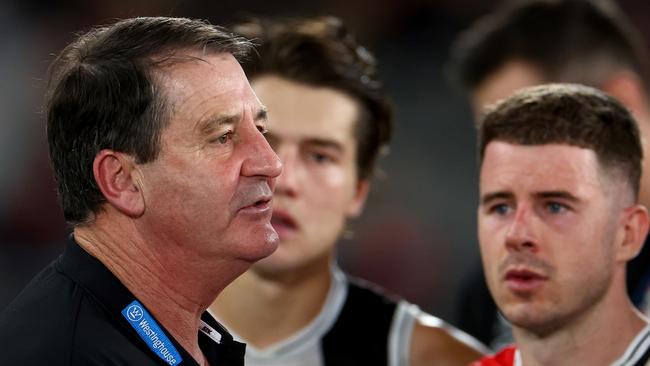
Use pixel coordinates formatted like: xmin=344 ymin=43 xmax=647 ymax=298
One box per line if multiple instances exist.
xmin=470 ymin=345 xmax=517 ymax=366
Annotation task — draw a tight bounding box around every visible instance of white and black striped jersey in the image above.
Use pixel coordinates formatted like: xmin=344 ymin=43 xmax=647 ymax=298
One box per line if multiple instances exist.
xmin=215 ymin=266 xmax=439 ymax=366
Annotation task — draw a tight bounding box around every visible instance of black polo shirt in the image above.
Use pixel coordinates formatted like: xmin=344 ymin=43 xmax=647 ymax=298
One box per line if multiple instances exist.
xmin=0 ymin=238 xmax=245 ymax=365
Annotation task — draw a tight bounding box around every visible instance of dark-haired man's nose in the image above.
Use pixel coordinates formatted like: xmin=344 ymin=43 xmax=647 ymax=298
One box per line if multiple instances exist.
xmin=505 ymin=205 xmax=539 ymax=253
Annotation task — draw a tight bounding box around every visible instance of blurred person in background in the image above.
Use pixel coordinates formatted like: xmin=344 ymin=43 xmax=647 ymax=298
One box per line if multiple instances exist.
xmin=209 ymin=16 xmax=487 ymax=366
xmin=473 ymin=83 xmax=650 ymax=365
xmin=0 ymin=16 xmax=283 ymax=365
xmin=449 ymin=0 xmax=650 ymax=349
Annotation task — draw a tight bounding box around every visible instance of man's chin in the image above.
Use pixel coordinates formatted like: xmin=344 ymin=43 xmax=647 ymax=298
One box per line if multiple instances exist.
xmin=236 ymin=228 xmax=280 ymax=263
xmin=503 ymin=305 xmax=560 ymax=336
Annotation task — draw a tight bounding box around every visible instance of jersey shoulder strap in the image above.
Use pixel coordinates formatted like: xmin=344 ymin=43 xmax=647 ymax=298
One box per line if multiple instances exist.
xmin=321 ymin=276 xmax=398 ymax=366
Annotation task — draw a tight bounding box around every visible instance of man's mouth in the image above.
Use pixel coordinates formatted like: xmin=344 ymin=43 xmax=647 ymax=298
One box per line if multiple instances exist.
xmin=238 ymin=196 xmax=272 ymax=215
xmin=271 ymin=209 xmax=298 ymax=239
xmin=504 ymin=268 xmax=548 ymax=293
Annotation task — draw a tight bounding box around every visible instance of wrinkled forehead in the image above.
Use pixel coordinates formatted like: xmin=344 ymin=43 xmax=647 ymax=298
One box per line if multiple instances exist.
xmin=154 ymin=51 xmax=244 ymax=88
xmin=159 ymin=52 xmax=255 ymax=108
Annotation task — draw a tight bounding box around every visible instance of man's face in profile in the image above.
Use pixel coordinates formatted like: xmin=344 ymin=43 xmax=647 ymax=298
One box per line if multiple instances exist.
xmin=135 ymin=52 xmax=282 ymax=264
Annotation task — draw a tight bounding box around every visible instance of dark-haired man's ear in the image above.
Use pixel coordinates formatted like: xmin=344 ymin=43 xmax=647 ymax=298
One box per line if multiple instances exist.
xmin=93 ymin=150 xmax=145 ymax=218
xmin=616 ymin=204 xmax=650 ymax=262
xmin=345 ymin=180 xmax=370 ymax=218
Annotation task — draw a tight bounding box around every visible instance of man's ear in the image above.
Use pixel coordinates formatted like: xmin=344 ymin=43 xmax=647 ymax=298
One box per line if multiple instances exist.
xmin=93 ymin=149 xmax=145 ymax=218
xmin=346 ymin=180 xmax=370 ymax=218
xmin=616 ymin=204 xmax=650 ymax=262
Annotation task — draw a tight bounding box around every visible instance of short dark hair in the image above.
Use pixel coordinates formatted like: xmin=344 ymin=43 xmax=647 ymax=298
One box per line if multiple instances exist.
xmin=46 ymin=17 xmax=253 ymax=225
xmin=449 ymin=0 xmax=650 ymax=92
xmin=232 ymin=16 xmax=393 ymax=180
xmin=478 ymin=83 xmax=643 ymax=199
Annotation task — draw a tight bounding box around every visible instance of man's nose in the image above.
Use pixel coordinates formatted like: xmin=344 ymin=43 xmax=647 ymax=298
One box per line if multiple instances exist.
xmin=241 ymin=126 xmax=282 ymax=180
xmin=505 ymin=205 xmax=539 ymax=253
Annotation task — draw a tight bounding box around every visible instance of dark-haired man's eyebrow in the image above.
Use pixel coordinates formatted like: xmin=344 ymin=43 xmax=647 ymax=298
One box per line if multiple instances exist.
xmin=197 ymin=114 xmax=237 ymax=136
xmin=196 ymin=106 xmax=267 ymax=136
xmin=304 ymin=138 xmax=344 ymax=153
xmin=535 ymin=191 xmax=580 ymax=202
xmin=480 ymin=191 xmax=514 ymax=206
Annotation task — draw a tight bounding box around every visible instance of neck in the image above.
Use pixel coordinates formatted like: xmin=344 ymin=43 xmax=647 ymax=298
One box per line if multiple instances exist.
xmin=74 ymin=213 xmax=248 ymax=366
xmin=514 ymin=273 xmax=647 ymax=366
xmin=210 ymin=253 xmax=334 ymax=349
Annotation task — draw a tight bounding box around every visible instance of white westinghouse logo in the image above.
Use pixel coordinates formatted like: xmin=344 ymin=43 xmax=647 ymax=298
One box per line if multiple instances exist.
xmin=121 ymin=300 xmax=183 ymax=365
xmin=127 ymin=304 xmax=144 ymax=322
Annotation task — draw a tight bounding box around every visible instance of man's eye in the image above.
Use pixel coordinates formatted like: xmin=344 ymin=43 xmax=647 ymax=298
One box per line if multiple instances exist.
xmin=213 ymin=132 xmax=232 ymax=144
xmin=491 ymin=204 xmax=511 ymax=216
xmin=546 ymin=202 xmax=567 ymax=214
xmin=310 ymin=152 xmax=332 ymax=164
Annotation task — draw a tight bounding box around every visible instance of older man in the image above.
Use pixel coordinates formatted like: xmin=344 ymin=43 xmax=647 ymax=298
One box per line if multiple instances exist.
xmin=0 ymin=17 xmax=282 ymax=366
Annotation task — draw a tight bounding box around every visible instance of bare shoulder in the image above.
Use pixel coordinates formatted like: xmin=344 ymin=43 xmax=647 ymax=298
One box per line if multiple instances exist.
xmin=410 ymin=312 xmax=488 ymax=366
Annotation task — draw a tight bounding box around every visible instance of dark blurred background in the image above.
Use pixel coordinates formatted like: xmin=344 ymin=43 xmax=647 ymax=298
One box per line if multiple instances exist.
xmin=1 ymin=0 xmax=649 ymax=326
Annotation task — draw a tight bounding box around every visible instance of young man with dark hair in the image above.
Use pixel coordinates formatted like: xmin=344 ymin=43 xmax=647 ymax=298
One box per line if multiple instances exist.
xmin=0 ymin=17 xmax=282 ymax=365
xmin=473 ymin=83 xmax=650 ymax=365
xmin=209 ymin=16 xmax=487 ymax=366
xmin=449 ymin=0 xmax=650 ymax=348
